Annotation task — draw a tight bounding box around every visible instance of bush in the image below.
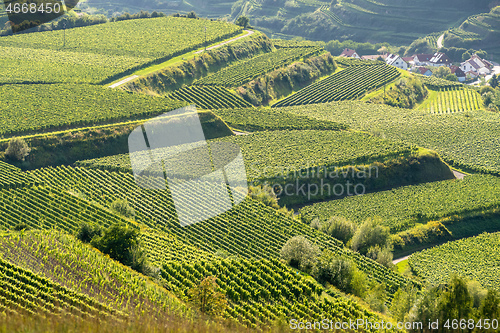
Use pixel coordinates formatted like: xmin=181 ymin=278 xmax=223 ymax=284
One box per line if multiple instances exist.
xmin=366 ymin=245 xmax=393 ymax=268
xmin=350 ymin=218 xmax=391 ymax=255
xmin=76 ymin=222 xmax=102 ymax=243
xmin=280 ymin=236 xmax=320 ymax=271
xmin=188 ymin=276 xmax=227 ymax=317
xmin=13 ymin=222 xmax=29 ymax=231
xmin=5 ymin=138 xmax=31 ymax=161
xmin=110 ymin=199 xmax=135 ymax=219
xmin=248 ymin=184 xmax=279 ymax=209
xmin=312 ymin=216 xmax=356 ymax=244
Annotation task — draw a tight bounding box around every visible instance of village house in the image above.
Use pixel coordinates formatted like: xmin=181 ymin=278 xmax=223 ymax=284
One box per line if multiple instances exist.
xmin=450 ymin=65 xmax=466 ymax=82
xmin=385 ymin=54 xmax=408 ymax=70
xmin=414 ymin=66 xmax=432 ymax=76
xmin=428 ymin=52 xmax=452 ymax=67
xmin=339 ymin=48 xmax=361 ymax=59
xmin=460 ymin=54 xmax=493 ymax=75
xmin=413 ymin=54 xmax=434 ymax=66
xmin=361 ymin=54 xmax=387 ymax=61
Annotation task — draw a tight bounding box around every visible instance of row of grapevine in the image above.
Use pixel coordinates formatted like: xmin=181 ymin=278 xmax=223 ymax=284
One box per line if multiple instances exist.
xmin=409 ymin=232 xmax=500 ymax=291
xmin=272 ymin=64 xmax=400 ymax=107
xmin=271 ymin=39 xmax=320 ymax=48
xmin=168 ymin=86 xmax=252 ymax=109
xmin=425 ymin=87 xmax=481 ymax=113
xmin=284 ymin=100 xmax=500 ymax=175
xmin=0 ymin=230 xmax=191 ymax=318
xmin=447 ymin=28 xmax=480 ymax=41
xmin=0 ymin=84 xmax=186 ymax=137
xmin=319 ymin=5 xmax=351 ymax=27
xmin=300 ymin=175 xmax=500 ymax=233
xmin=334 ymin=57 xmax=385 ymax=67
xmin=0 ymin=186 xmax=128 ymax=232
xmin=0 ymin=161 xmax=36 ymax=189
xmin=416 ymin=74 xmax=464 ymax=89
xmin=0 ymin=256 xmax=120 ymax=319
xmin=194 ymin=47 xmax=323 ymax=87
xmin=161 ymin=258 xmax=386 ymax=330
xmin=28 ymin=166 xmax=414 ymax=298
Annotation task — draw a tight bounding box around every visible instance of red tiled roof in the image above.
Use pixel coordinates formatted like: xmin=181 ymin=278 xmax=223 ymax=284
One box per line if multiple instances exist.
xmin=340 ymin=48 xmax=357 ymax=57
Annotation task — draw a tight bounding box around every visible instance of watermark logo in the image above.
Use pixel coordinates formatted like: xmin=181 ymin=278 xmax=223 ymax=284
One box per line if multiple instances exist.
xmin=1 ymin=0 xmax=79 ymax=33
xmin=128 ymin=106 xmax=248 ymax=227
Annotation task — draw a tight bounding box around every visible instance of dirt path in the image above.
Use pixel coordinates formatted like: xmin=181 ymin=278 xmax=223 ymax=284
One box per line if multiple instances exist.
xmin=453 ymin=169 xmax=467 ymax=179
xmin=109 ymin=75 xmax=139 ymax=88
xmin=392 ymin=255 xmax=410 ymax=265
xmin=194 ymin=30 xmax=254 ymax=54
xmin=437 ymin=33 xmax=444 ymax=48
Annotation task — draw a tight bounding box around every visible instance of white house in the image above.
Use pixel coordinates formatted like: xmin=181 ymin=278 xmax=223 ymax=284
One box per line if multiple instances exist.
xmin=428 ymin=52 xmax=452 ymax=67
xmin=385 ymin=54 xmax=408 ymax=70
xmin=460 ymin=54 xmax=492 ymax=75
xmin=339 ymin=48 xmax=361 ymax=59
xmin=413 ymin=54 xmax=434 ymax=66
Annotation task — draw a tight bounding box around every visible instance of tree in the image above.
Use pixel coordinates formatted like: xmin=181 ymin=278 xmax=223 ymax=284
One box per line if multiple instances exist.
xmin=433 ymin=66 xmax=452 ymax=79
xmin=76 ymin=222 xmax=102 ymax=243
xmin=5 ymin=138 xmax=31 ymax=161
xmin=187 ymin=11 xmax=197 ymax=19
xmin=236 ymin=16 xmax=250 ymax=28
xmin=462 ymin=51 xmax=471 ymax=62
xmin=350 ymin=218 xmax=391 ymax=255
xmin=480 ymin=289 xmax=500 ymax=319
xmin=110 ymin=199 xmax=135 ymax=219
xmin=490 ymin=74 xmax=498 ymax=89
xmin=311 ymin=215 xmax=356 ymax=244
xmin=445 ymin=73 xmax=458 ymax=82
xmin=188 ymin=276 xmax=227 ymax=316
xmin=280 ymin=235 xmax=320 ymax=271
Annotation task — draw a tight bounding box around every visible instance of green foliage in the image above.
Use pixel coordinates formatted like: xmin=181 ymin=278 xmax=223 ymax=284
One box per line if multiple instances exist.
xmin=0 ymin=84 xmax=186 ymax=137
xmin=311 ymin=216 xmax=356 ymax=244
xmin=285 ymin=100 xmax=500 ymax=175
xmin=13 ymin=222 xmax=29 ymax=231
xmin=422 ymin=87 xmax=482 ymax=113
xmin=0 ymin=161 xmax=34 ymax=189
xmin=409 ymin=232 xmax=500 ymax=291
xmin=248 ymin=184 xmax=279 ymax=209
xmin=168 ymin=86 xmax=252 ymax=109
xmin=280 ymin=236 xmax=320 ymax=271
xmin=0 ymin=18 xmax=241 ymax=84
xmin=312 ymin=251 xmax=363 ymax=295
xmin=490 ymin=74 xmax=499 ymax=89
xmin=162 ymin=258 xmax=386 ymax=329
xmin=301 ymin=175 xmax=500 ymax=233
xmin=5 ymin=138 xmax=31 ymax=161
xmin=433 ymin=66 xmax=452 ymax=79
xmin=417 ymin=74 xmax=464 ymax=89
xmin=350 ymin=218 xmax=391 ymax=255
xmin=212 ymin=106 xmax=346 ymax=132
xmin=371 ymin=77 xmax=428 ymax=109
xmin=195 ymin=47 xmax=322 ymax=87
xmin=76 ymin=222 xmax=103 ymax=243
xmin=110 ymin=199 xmax=135 ymax=219
xmin=188 ymin=276 xmax=227 ymax=317
xmin=235 ymin=16 xmax=250 ymax=28
xmin=273 ymin=64 xmax=400 ymax=107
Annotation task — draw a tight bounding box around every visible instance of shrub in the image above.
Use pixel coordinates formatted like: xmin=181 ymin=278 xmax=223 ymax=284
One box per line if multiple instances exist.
xmin=350 ymin=218 xmax=391 ymax=255
xmin=366 ymin=245 xmax=393 ymax=268
xmin=248 ymin=184 xmax=280 ymax=209
xmin=76 ymin=222 xmax=102 ymax=243
xmin=13 ymin=222 xmax=29 ymax=231
xmin=188 ymin=276 xmax=227 ymax=317
xmin=313 ymin=216 xmax=356 ymax=244
xmin=5 ymin=138 xmax=31 ymax=161
xmin=110 ymin=199 xmax=135 ymax=219
xmin=280 ymin=236 xmax=320 ymax=271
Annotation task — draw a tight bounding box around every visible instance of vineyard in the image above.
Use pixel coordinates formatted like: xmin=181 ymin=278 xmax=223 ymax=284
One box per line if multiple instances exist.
xmin=416 ymin=74 xmax=464 ymax=89
xmin=284 ymin=101 xmax=500 ymax=175
xmin=409 ymin=232 xmax=500 ymax=291
xmin=272 ymin=64 xmax=400 ymax=107
xmin=0 ymin=18 xmax=240 ymax=84
xmin=300 ymin=175 xmax=500 ymax=232
xmin=212 ymin=107 xmax=347 ymax=132
xmin=420 ymin=87 xmax=482 ymax=113
xmin=0 ymin=84 xmax=186 ymax=136
xmin=75 ymin=130 xmax=416 ymax=182
xmin=0 ymin=230 xmax=187 ymax=316
xmin=161 ymin=258 xmax=385 ymax=329
xmin=0 ymin=161 xmax=35 ymax=189
xmin=27 ymin=166 xmax=413 ymax=298
xmin=168 ymin=86 xmax=252 ymax=109
xmin=193 ymin=47 xmax=322 ymax=87
xmin=0 ymin=255 xmax=119 ymax=319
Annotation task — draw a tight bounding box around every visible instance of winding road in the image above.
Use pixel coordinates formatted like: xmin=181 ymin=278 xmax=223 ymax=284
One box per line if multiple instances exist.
xmin=437 ymin=33 xmax=444 ymax=49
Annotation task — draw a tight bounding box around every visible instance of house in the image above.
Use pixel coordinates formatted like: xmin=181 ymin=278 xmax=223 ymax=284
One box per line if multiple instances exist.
xmin=361 ymin=54 xmax=387 ymax=61
xmin=413 ymin=54 xmax=434 ymax=66
xmin=339 ymin=48 xmax=361 ymax=59
xmin=402 ymin=56 xmax=414 ymax=66
xmin=450 ymin=66 xmax=466 ymax=82
xmin=385 ymin=54 xmax=408 ymax=70
xmin=428 ymin=52 xmax=452 ymax=67
xmin=460 ymin=54 xmax=492 ymax=75
xmin=465 ymin=71 xmax=479 ymax=80
xmin=414 ymin=66 xmax=432 ymax=76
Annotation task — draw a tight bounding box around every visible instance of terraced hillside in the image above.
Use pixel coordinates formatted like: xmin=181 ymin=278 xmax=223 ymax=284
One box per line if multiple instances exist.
xmin=419 ymin=87 xmax=482 ymax=114
xmin=409 ymin=232 xmax=500 ymax=291
xmin=300 ymin=174 xmax=500 ymax=233
xmin=285 ymin=101 xmax=500 ymax=175
xmin=0 ymin=17 xmax=242 ymax=84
